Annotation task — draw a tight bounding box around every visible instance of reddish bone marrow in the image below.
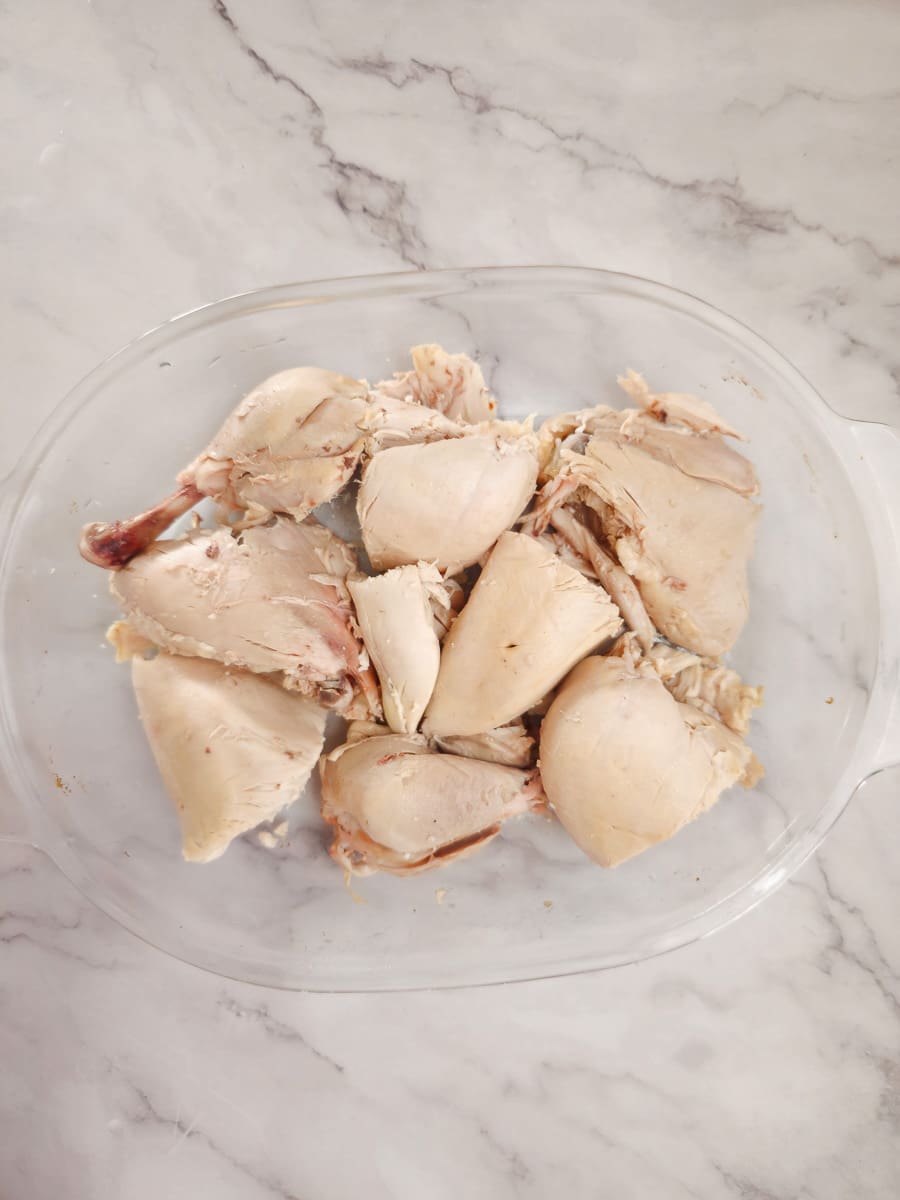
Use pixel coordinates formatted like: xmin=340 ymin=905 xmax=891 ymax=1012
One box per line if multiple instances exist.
xmin=79 ymin=484 xmax=202 ymax=569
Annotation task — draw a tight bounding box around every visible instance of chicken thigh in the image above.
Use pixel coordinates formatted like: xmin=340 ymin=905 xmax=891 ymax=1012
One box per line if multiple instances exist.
xmin=423 ymin=531 xmax=622 ymax=737
xmin=132 ymin=653 xmax=326 ymax=862
xmin=320 ymin=732 xmax=543 ymax=875
xmin=110 ymin=517 xmax=380 ymax=716
xmin=540 ymin=641 xmax=761 ymax=868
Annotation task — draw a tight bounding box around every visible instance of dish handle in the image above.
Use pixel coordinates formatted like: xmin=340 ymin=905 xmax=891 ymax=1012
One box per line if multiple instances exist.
xmin=850 ymin=419 xmax=900 ymax=782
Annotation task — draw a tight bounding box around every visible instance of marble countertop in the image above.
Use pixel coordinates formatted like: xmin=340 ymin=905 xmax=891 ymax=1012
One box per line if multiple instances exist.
xmin=4 ymin=1 xmax=900 ymax=1196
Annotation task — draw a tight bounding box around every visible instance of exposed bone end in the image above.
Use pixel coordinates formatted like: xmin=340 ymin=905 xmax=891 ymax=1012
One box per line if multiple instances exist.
xmin=79 ymin=483 xmax=202 ymax=569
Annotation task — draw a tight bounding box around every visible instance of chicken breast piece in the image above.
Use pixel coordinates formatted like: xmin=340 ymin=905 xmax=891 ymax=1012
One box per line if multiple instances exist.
xmin=540 ymin=649 xmax=761 ymax=868
xmin=423 ymin=532 xmax=622 ymax=737
xmin=358 ymin=433 xmax=539 ymax=573
xmin=348 ymin=564 xmax=446 ymax=734
xmin=132 ymin=653 xmax=326 ymax=863
xmin=80 ymin=368 xmax=371 ymax=568
xmin=320 ymin=733 xmax=543 ymax=876
xmin=110 ymin=517 xmax=380 ymax=716
xmin=373 ymin=344 xmax=497 ymax=424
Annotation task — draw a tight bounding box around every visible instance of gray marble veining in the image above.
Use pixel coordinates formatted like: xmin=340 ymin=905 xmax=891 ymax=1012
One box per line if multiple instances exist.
xmin=2 ymin=0 xmax=900 ymax=1196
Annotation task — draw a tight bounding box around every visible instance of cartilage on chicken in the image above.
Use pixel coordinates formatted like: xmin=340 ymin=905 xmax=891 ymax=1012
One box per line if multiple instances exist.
xmin=532 ymin=372 xmax=760 ymax=657
xmin=372 ymin=344 xmax=497 ymax=424
xmin=320 ymin=733 xmax=543 ymax=875
xmin=348 ymin=563 xmax=457 ymax=734
xmin=110 ymin=517 xmax=380 ymax=716
xmin=80 ymin=368 xmax=371 ymax=568
xmin=423 ymin=531 xmax=622 ymax=737
xmin=539 ymin=639 xmax=762 ymax=868
xmin=131 ymin=652 xmax=327 ymax=863
xmin=358 ymin=433 xmax=539 ymax=572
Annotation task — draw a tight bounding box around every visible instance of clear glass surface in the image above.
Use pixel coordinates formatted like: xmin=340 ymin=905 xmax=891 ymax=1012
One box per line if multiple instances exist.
xmin=1 ymin=267 xmax=898 ymax=990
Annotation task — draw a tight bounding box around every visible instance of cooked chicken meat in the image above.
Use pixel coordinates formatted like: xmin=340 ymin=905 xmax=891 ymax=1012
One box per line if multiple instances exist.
xmin=432 ymin=719 xmax=536 ymax=769
xmin=348 ymin=563 xmax=454 ymax=734
xmin=110 ymin=517 xmax=380 ymax=716
xmin=423 ymin=531 xmax=622 ymax=737
xmin=533 ymin=374 xmax=759 ymax=656
xmin=373 ymin=344 xmax=497 ymax=424
xmin=646 ymin=642 xmax=763 ymax=735
xmin=541 ymin=504 xmax=657 ymax=652
xmin=320 ymin=733 xmax=543 ymax=875
xmin=80 ymin=368 xmax=371 ymax=568
xmin=540 ymin=640 xmax=762 ymax=867
xmin=132 ymin=652 xmax=326 ymax=862
xmin=87 ymin=351 xmax=763 ymax=881
xmin=358 ymin=433 xmax=539 ymax=573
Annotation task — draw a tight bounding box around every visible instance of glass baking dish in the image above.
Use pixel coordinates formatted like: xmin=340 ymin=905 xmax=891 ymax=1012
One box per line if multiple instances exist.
xmin=1 ymin=267 xmax=897 ymax=990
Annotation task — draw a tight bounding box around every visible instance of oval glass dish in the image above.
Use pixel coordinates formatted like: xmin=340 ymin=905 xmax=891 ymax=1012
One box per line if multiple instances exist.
xmin=1 ymin=267 xmax=898 ymax=991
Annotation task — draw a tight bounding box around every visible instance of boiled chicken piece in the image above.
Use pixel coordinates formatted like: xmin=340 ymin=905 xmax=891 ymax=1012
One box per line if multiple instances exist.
xmin=617 ymin=368 xmax=746 ymax=439
xmin=348 ymin=563 xmax=453 ymax=734
xmin=646 ymin=642 xmax=763 ymax=736
xmin=373 ymin=344 xmax=497 ymax=424
xmin=358 ymin=433 xmax=539 ymax=572
xmin=132 ymin=653 xmax=326 ymax=863
xmin=540 ymin=644 xmax=762 ymax=868
xmin=110 ymin=517 xmax=380 ymax=717
xmin=533 ymin=377 xmax=759 ymax=657
xmin=433 ymin=719 xmax=536 ymax=769
xmin=320 ymin=733 xmax=543 ymax=875
xmin=542 ymin=504 xmax=657 ymax=652
xmin=423 ymin=531 xmax=622 ymax=737
xmin=80 ymin=368 xmax=371 ymax=568
xmin=357 ymin=389 xmax=466 ymax=454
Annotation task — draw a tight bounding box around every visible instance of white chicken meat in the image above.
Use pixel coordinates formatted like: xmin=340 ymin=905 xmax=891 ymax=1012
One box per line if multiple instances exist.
xmin=423 ymin=531 xmax=622 ymax=737
xmin=132 ymin=652 xmax=327 ymax=863
xmin=539 ymin=638 xmax=762 ymax=868
xmin=372 ymin=343 xmax=497 ymax=424
xmin=320 ymin=732 xmax=543 ymax=876
xmin=532 ymin=372 xmax=760 ymax=657
xmin=348 ymin=563 xmax=457 ymax=734
xmin=358 ymin=433 xmax=539 ymax=573
xmin=110 ymin=517 xmax=380 ymax=716
xmin=80 ymin=368 xmax=371 ymax=567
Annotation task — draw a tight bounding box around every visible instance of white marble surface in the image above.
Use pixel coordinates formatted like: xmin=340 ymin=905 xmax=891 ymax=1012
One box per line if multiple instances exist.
xmin=3 ymin=0 xmax=900 ymax=1195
